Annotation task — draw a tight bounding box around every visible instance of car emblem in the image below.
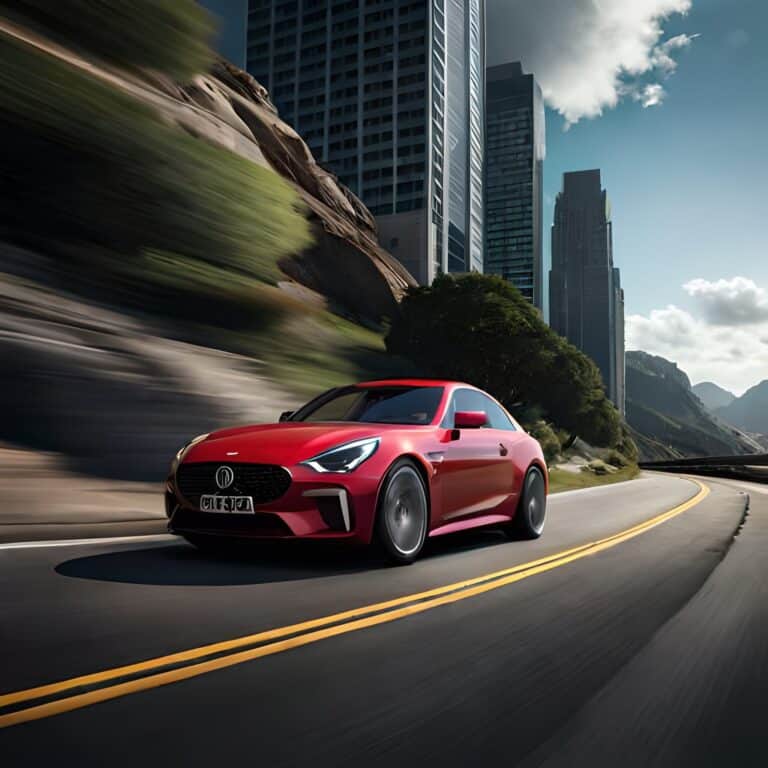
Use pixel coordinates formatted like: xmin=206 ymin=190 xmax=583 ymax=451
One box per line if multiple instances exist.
xmin=215 ymin=465 xmax=235 ymax=489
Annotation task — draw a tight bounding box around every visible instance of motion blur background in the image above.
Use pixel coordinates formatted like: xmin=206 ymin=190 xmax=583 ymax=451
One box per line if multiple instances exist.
xmin=0 ymin=1 xmax=635 ymax=537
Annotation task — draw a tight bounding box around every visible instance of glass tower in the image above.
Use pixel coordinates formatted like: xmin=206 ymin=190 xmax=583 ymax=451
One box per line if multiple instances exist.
xmin=246 ymin=0 xmax=484 ymax=284
xmin=484 ymin=62 xmax=544 ymax=309
xmin=549 ymin=170 xmax=625 ymax=414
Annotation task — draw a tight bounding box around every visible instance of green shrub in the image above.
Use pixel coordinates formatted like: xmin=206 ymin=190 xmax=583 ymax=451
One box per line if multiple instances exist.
xmin=526 ymin=420 xmax=562 ymax=464
xmin=387 ymin=273 xmax=624 ymax=448
xmin=0 ymin=33 xmax=312 ymax=302
xmin=1 ymin=0 xmax=214 ymax=80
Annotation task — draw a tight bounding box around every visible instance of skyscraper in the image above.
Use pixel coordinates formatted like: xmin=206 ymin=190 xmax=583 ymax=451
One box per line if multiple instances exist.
xmin=485 ymin=62 xmax=545 ymax=309
xmin=550 ymin=170 xmax=625 ymax=413
xmin=246 ymin=1 xmax=485 ymax=284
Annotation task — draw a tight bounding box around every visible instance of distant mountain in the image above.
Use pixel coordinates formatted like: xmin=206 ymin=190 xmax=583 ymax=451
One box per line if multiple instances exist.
xmin=692 ymin=381 xmax=736 ymax=411
xmin=716 ymin=380 xmax=768 ymax=434
xmin=625 ymin=351 xmax=761 ymax=460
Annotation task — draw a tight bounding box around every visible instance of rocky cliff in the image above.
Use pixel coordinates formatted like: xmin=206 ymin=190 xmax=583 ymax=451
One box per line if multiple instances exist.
xmin=150 ymin=59 xmax=416 ymax=321
xmin=1 ymin=14 xmax=416 ymax=321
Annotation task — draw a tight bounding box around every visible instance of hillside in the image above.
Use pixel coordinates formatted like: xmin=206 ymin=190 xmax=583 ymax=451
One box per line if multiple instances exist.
xmin=692 ymin=381 xmax=736 ymax=411
xmin=716 ymin=381 xmax=768 ymax=434
xmin=626 ymin=351 xmax=761 ymax=460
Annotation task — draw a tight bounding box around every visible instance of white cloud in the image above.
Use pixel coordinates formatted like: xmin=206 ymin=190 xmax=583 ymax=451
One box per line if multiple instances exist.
xmin=627 ymin=305 xmax=698 ymax=349
xmin=649 ymin=33 xmax=699 ymax=73
xmin=633 ymin=83 xmax=666 ymax=107
xmin=683 ymin=276 xmax=768 ymax=325
xmin=487 ymin=0 xmax=697 ymax=125
xmin=627 ymin=278 xmax=768 ymax=395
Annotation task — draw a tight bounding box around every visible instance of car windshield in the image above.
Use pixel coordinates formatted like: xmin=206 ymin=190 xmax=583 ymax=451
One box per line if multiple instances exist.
xmin=292 ymin=386 xmax=444 ymax=425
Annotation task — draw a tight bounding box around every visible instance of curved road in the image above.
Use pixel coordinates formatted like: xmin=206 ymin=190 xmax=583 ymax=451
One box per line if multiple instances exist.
xmin=1 ymin=473 xmax=765 ymax=766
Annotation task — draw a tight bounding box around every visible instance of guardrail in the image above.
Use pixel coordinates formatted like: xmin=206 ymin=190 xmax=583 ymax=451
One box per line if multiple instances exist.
xmin=639 ymin=454 xmax=768 ymax=483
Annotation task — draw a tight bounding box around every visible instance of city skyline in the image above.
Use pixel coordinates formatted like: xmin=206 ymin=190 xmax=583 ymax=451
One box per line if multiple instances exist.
xmin=203 ymin=0 xmax=765 ymax=394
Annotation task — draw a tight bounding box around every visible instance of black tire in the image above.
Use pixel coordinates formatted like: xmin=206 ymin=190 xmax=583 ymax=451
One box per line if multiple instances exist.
xmin=507 ymin=466 xmax=547 ymax=539
xmin=374 ymin=458 xmax=429 ymax=565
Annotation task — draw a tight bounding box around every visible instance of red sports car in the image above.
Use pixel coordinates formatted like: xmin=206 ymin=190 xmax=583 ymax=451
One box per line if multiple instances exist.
xmin=166 ymin=379 xmax=547 ymax=564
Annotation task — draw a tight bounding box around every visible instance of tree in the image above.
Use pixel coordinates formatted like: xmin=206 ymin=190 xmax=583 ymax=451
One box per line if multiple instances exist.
xmin=386 ymin=273 xmax=623 ymax=448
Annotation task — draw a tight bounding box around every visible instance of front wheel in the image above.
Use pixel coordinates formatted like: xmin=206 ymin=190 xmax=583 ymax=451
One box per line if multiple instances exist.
xmin=506 ymin=466 xmax=547 ymax=539
xmin=375 ymin=459 xmax=429 ymax=565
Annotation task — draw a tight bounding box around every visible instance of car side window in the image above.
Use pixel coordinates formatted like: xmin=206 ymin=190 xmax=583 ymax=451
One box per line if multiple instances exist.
xmin=442 ymin=388 xmax=516 ymax=431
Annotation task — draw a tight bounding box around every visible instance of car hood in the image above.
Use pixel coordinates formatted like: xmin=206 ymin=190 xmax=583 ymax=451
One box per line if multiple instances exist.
xmin=183 ymin=422 xmax=396 ymax=466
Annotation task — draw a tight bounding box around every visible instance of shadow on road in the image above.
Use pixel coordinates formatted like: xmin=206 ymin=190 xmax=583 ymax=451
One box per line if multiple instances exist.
xmin=55 ymin=541 xmax=379 ymax=586
xmin=54 ymin=529 xmax=513 ymax=587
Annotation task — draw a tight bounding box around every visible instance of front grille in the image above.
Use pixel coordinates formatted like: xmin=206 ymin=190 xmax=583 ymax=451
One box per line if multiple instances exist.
xmin=175 ymin=462 xmax=291 ymax=507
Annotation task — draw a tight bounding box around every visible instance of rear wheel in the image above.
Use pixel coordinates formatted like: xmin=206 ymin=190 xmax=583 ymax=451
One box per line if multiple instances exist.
xmin=507 ymin=466 xmax=547 ymax=539
xmin=375 ymin=459 xmax=429 ymax=565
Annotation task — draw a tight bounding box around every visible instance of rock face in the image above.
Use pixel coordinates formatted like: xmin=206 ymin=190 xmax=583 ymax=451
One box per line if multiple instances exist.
xmin=626 ymin=351 xmax=761 ymax=459
xmin=149 ymin=60 xmax=416 ymax=321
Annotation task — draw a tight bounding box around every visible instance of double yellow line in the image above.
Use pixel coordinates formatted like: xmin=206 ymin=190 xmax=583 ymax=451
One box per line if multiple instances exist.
xmin=0 ymin=480 xmax=709 ymax=729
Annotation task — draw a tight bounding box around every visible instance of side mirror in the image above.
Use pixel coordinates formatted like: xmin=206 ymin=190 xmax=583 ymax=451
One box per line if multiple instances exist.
xmin=279 ymin=411 xmax=294 ymax=422
xmin=454 ymin=410 xmax=487 ymax=429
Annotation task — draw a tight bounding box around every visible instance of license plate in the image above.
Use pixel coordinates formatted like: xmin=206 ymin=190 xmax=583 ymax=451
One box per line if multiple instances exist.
xmin=200 ymin=495 xmax=255 ymax=513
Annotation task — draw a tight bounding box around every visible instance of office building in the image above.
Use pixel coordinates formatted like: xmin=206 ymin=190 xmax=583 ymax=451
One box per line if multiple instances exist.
xmin=550 ymin=170 xmax=625 ymax=413
xmin=246 ymin=1 xmax=485 ymax=284
xmin=485 ymin=62 xmax=544 ymax=308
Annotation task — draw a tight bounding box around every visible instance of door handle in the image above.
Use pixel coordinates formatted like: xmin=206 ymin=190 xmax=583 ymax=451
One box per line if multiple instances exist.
xmin=499 ymin=443 xmax=508 ymax=456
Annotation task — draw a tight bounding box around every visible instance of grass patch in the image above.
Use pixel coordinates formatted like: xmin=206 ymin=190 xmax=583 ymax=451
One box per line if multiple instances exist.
xmin=548 ymin=465 xmax=641 ymax=494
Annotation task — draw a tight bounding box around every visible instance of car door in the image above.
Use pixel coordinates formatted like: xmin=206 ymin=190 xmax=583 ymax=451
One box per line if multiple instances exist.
xmin=477 ymin=392 xmax=527 ymax=514
xmin=437 ymin=388 xmax=515 ymax=522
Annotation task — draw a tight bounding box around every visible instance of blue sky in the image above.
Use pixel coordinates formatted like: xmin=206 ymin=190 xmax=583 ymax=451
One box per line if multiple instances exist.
xmin=543 ymin=0 xmax=767 ymax=320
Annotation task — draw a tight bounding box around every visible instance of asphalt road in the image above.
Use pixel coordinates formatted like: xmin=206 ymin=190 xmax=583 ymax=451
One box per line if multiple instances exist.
xmin=1 ymin=473 xmax=764 ymax=767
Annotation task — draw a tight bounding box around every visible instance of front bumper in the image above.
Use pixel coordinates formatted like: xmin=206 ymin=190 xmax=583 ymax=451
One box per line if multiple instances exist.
xmin=166 ymin=464 xmax=380 ymax=545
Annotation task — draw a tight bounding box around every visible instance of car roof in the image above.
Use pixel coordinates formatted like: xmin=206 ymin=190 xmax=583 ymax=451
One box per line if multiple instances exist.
xmin=355 ymin=378 xmax=470 ymax=388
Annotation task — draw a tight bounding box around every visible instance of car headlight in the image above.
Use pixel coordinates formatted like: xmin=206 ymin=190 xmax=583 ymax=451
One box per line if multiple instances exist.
xmin=170 ymin=433 xmax=209 ymax=474
xmin=301 ymin=437 xmax=380 ymax=473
